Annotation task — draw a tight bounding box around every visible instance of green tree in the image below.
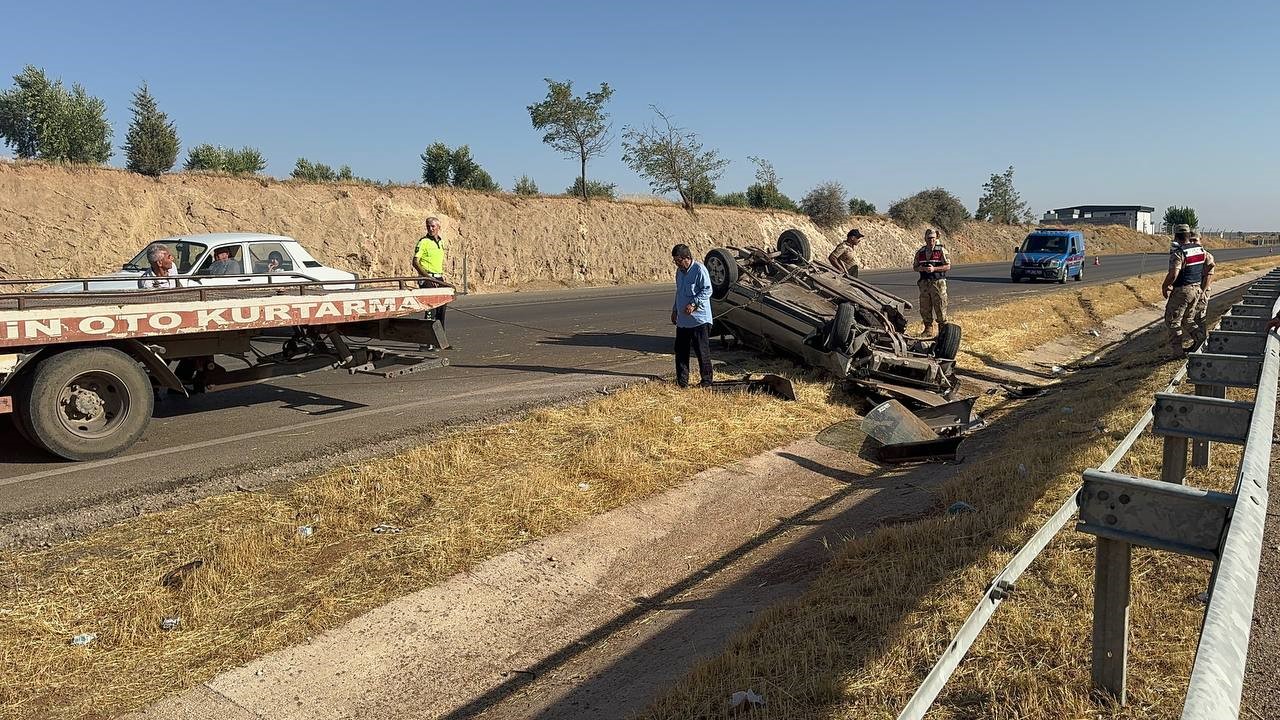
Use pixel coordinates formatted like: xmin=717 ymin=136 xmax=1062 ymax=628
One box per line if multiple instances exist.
xmin=565 ymin=177 xmax=616 ymax=200
xmin=848 ymin=197 xmax=876 ymax=216
xmin=744 ymin=156 xmax=796 ymax=211
xmin=123 ymin=82 xmax=179 ymax=176
xmin=528 ymin=78 xmax=614 ymax=202
xmin=975 ymin=166 xmax=1030 ymax=224
xmin=513 ymin=175 xmax=539 ymax=195
xmin=799 ymin=181 xmax=850 ymax=228
xmin=420 ymin=142 xmax=452 ymax=185
xmin=0 ymin=65 xmax=111 ymax=163
xmin=620 ymin=106 xmax=728 ymax=212
xmin=1163 ymin=206 xmax=1199 ymax=232
xmin=226 ymin=147 xmax=266 ymax=174
xmin=292 ymin=158 xmax=337 ymax=181
xmin=449 ymin=145 xmax=500 ymax=191
xmin=888 ymin=187 xmax=971 ymax=235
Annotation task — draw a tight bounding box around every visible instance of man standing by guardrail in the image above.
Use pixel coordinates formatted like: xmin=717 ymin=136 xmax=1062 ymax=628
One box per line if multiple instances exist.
xmin=1162 ymin=224 xmax=1215 ymax=353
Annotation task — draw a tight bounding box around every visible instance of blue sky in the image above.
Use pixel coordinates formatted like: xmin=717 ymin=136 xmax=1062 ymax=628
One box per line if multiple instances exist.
xmin=2 ymin=0 xmax=1277 ymax=228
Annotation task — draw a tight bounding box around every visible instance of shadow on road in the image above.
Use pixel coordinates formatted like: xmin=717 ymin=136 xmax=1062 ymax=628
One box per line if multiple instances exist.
xmin=448 ymin=363 xmax=662 ymax=381
xmin=537 ymin=331 xmax=672 ymax=354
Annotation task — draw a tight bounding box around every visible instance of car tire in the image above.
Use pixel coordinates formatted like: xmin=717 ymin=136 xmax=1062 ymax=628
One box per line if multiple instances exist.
xmin=934 ymin=322 xmax=962 ymax=360
xmin=777 ymin=229 xmax=813 ymax=263
xmin=17 ymin=347 xmax=154 ymax=461
xmin=704 ymin=248 xmax=739 ymax=300
xmin=1011 ymin=275 xmax=1019 ymax=283
xmin=1057 ymin=270 xmax=1067 ymax=284
xmin=1075 ymin=266 xmax=1084 ymax=282
xmin=826 ymin=302 xmax=856 ymax=351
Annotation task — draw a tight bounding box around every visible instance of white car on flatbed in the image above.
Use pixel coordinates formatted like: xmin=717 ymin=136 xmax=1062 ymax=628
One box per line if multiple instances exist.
xmin=38 ymin=233 xmax=357 ymax=292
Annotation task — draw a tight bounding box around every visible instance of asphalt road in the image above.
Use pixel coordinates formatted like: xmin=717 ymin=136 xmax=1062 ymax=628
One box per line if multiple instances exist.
xmin=2 ymin=248 xmax=1274 ymax=520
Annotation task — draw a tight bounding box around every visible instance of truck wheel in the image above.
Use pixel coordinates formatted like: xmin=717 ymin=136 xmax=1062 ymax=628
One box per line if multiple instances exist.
xmin=777 ymin=229 xmax=813 ymax=263
xmin=934 ymin=322 xmax=962 ymax=360
xmin=16 ymin=347 xmax=154 ymax=461
xmin=704 ymin=248 xmax=739 ymax=300
xmin=826 ymin=302 xmax=856 ymax=351
xmin=7 ymin=374 xmax=41 ymax=450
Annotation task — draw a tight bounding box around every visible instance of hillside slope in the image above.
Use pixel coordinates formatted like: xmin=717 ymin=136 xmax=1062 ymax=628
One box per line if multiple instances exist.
xmin=0 ymin=162 xmax=1196 ymax=293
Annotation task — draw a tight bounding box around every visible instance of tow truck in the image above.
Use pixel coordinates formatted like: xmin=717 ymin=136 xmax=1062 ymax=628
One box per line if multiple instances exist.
xmin=0 ymin=275 xmax=452 ymax=461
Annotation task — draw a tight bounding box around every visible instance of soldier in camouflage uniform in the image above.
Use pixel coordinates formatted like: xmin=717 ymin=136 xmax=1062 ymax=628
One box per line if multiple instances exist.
xmin=913 ymin=228 xmax=952 ymax=336
xmin=828 ymin=228 xmax=864 ymax=277
xmin=1161 ymin=225 xmax=1215 ymax=353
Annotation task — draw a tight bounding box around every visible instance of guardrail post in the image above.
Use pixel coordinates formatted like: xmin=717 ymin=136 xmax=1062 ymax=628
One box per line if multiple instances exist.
xmin=1162 ymin=436 xmax=1188 ymax=484
xmin=1092 ymin=537 xmax=1131 ymax=703
xmin=1190 ymin=384 xmax=1226 ymax=467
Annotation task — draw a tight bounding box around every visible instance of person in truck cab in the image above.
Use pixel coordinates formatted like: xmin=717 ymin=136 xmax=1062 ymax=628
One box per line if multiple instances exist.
xmin=138 ymin=244 xmax=181 ymax=289
xmin=913 ymin=228 xmax=951 ymax=337
xmin=1162 ymin=225 xmax=1216 ymax=353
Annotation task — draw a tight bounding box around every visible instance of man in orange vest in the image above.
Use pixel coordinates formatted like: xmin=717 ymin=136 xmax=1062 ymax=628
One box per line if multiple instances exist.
xmin=913 ymin=229 xmax=951 ymax=336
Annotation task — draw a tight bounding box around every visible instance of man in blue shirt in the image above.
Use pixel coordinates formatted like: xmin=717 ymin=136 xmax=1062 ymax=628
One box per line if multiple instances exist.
xmin=670 ymin=244 xmax=714 ymax=388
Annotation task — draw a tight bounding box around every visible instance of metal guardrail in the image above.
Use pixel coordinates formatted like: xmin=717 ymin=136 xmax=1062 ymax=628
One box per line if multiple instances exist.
xmin=897 ymin=269 xmax=1280 ymax=719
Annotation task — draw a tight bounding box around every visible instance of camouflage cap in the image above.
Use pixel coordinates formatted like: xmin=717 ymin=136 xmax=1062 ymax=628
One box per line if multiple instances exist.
xmin=924 ymin=229 xmax=939 ymax=239
xmin=1174 ymin=223 xmax=1191 ymax=234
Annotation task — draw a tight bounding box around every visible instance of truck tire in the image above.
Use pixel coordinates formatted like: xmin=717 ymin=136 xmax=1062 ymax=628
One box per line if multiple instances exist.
xmin=777 ymin=229 xmax=813 ymax=263
xmin=934 ymin=322 xmax=962 ymax=360
xmin=7 ymin=374 xmax=41 ymax=450
xmin=704 ymin=248 xmax=739 ymax=300
xmin=16 ymin=347 xmax=154 ymax=461
xmin=826 ymin=302 xmax=856 ymax=351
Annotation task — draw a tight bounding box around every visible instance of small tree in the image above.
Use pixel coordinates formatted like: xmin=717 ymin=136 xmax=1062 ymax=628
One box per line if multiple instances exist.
xmin=848 ymin=197 xmax=876 ymax=216
xmin=449 ymin=145 xmax=500 ymax=191
xmin=226 ymin=147 xmax=266 ymax=174
xmin=123 ymin=82 xmax=179 ymax=176
xmin=292 ymin=158 xmax=336 ymax=181
xmin=184 ymin=144 xmax=223 ymax=171
xmin=1163 ymin=206 xmax=1199 ymax=232
xmin=0 ymin=65 xmax=111 ymax=163
xmin=888 ymin=187 xmax=971 ymax=235
xmin=714 ymin=191 xmax=749 ymax=207
xmin=744 ymin=156 xmax=796 ymax=211
xmin=420 ymin=142 xmax=452 ymax=185
xmin=799 ymin=181 xmax=850 ymax=228
xmin=513 ymin=175 xmax=539 ymax=195
xmin=975 ymin=166 xmax=1030 ymax=224
xmin=565 ymin=177 xmax=616 ymax=200
xmin=620 ymin=106 xmax=729 ymax=212
xmin=528 ymin=78 xmax=614 ymax=202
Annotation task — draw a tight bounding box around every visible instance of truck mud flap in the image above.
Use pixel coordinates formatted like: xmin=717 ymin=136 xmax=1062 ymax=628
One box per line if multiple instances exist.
xmin=707 ymin=373 xmax=796 ymax=401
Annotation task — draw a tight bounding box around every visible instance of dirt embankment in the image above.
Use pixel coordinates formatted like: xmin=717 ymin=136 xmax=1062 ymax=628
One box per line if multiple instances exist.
xmin=0 ymin=162 xmax=1195 ymax=293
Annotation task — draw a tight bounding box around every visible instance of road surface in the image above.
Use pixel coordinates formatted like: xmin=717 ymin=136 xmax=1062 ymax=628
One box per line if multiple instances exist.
xmin=1 ymin=248 xmax=1273 ymax=523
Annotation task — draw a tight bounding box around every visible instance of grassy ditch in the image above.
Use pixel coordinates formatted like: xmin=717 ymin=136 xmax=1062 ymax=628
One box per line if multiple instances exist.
xmin=640 ymin=276 xmax=1274 ymax=718
xmin=0 ymin=257 xmax=1276 ymax=719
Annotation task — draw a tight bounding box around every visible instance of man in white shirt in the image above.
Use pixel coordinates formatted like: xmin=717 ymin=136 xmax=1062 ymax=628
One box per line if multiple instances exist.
xmin=138 ymin=244 xmax=181 ymax=289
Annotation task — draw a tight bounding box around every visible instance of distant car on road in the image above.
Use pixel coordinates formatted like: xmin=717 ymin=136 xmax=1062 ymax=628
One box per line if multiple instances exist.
xmin=37 ymin=233 xmax=357 ymax=293
xmin=1011 ymin=228 xmax=1085 ymax=284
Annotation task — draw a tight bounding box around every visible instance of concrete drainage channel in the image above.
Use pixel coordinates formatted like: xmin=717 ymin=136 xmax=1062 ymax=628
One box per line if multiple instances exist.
xmin=896 ymin=268 xmax=1280 ymax=720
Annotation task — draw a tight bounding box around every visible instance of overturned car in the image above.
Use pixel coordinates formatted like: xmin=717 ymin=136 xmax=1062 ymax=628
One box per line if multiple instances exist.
xmin=706 ymin=230 xmax=962 ymax=399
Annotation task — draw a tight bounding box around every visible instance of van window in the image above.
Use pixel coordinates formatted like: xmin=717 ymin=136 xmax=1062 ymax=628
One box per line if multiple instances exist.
xmin=1020 ymin=235 xmax=1068 ymax=254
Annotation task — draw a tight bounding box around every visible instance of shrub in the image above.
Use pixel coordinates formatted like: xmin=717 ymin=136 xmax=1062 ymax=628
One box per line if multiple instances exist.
xmin=123 ymin=83 xmax=178 ymax=176
xmin=184 ymin=144 xmax=265 ymax=175
xmin=799 ymin=181 xmax=850 ymax=228
xmin=292 ymin=158 xmax=337 ymax=181
xmin=888 ymin=187 xmax=971 ymax=235
xmin=565 ymin=177 xmax=616 ymax=199
xmin=746 ymin=182 xmax=796 ymax=212
xmin=419 ymin=142 xmax=499 ymax=190
xmin=513 ymin=175 xmax=540 ymax=195
xmin=0 ymin=65 xmax=111 ymax=163
xmin=848 ymin=197 xmax=876 ymax=216
xmin=714 ymin=192 xmax=749 ymax=207
xmin=1163 ymin=206 xmax=1198 ymax=232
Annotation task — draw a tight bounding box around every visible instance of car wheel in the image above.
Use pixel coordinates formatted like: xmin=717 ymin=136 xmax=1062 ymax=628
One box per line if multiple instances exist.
xmin=1011 ymin=275 xmax=1019 ymax=283
xmin=704 ymin=248 xmax=739 ymax=300
xmin=17 ymin=347 xmax=154 ymax=461
xmin=934 ymin=322 xmax=962 ymax=360
xmin=777 ymin=229 xmax=812 ymax=263
xmin=1075 ymin=266 xmax=1084 ymax=281
xmin=826 ymin=302 xmax=856 ymax=351
xmin=1057 ymin=270 xmax=1067 ymax=284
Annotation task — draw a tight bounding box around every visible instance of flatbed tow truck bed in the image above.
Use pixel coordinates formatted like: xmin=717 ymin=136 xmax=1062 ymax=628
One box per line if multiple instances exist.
xmin=0 ymin=276 xmax=452 ymax=461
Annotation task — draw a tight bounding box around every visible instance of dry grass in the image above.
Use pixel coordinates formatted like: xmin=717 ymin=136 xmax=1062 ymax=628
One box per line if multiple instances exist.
xmin=0 ymin=370 xmax=850 ymax=720
xmin=640 ymin=269 xmax=1276 ymax=719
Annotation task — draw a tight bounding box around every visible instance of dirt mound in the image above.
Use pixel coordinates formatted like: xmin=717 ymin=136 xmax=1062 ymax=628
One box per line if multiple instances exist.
xmin=0 ymin=162 xmax=1193 ymax=293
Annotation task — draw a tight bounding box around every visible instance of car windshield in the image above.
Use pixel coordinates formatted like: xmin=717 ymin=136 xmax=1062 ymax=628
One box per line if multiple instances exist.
xmin=1020 ymin=235 xmax=1068 ymax=254
xmin=124 ymin=241 xmax=209 ymax=274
